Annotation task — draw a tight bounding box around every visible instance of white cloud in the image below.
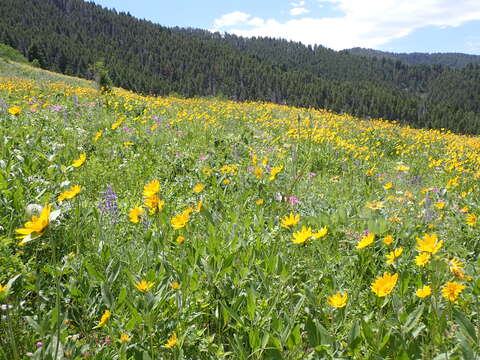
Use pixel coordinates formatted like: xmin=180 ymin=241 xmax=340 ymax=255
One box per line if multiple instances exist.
xmin=290 ymin=7 xmax=310 ymax=16
xmin=212 ymin=0 xmax=480 ymax=50
xmin=213 ymin=11 xmax=251 ymax=28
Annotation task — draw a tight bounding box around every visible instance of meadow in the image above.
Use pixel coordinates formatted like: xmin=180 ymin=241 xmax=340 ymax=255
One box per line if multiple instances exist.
xmin=0 ymin=60 xmax=479 ymax=359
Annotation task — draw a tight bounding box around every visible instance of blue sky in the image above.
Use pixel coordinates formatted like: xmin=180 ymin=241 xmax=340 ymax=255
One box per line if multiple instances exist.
xmin=90 ymin=0 xmax=480 ymax=54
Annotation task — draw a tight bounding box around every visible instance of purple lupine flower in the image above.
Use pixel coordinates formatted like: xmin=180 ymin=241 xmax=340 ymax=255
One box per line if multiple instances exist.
xmin=51 ymin=105 xmax=62 ymax=111
xmin=98 ymin=185 xmax=119 ymax=222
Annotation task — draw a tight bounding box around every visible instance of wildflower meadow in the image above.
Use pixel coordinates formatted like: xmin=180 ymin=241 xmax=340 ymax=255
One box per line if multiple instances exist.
xmin=0 ymin=60 xmax=479 ymax=359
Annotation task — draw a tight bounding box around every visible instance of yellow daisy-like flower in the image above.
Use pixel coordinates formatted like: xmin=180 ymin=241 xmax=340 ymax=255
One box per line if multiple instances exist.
xmin=415 ymin=252 xmax=431 ymax=267
xmin=164 ymin=333 xmax=178 ymax=348
xmin=371 ymin=272 xmax=398 ymax=297
xmin=0 ymin=284 xmax=7 ymax=293
xmin=416 ymin=285 xmax=432 ymax=298
xmin=171 ymin=208 xmax=192 ymax=230
xmin=280 ymin=213 xmax=300 ymax=228
xmin=466 ymin=213 xmax=477 ymax=227
xmin=223 ymin=179 xmax=230 ymax=185
xmin=176 ymin=236 xmax=185 ymax=244
xmin=366 ymin=201 xmax=384 ymax=210
xmin=446 ymin=258 xmax=465 ymax=279
xmin=143 ymin=180 xmax=161 ymax=199
xmin=385 ymin=247 xmax=403 ymax=265
xmin=327 ymin=292 xmax=348 ymax=308
xmin=356 ymin=233 xmax=375 ymax=249
xmin=442 ymin=281 xmax=466 ymax=302
xmin=312 ymin=227 xmax=328 ymax=239
xmin=111 ymin=118 xmax=123 ymax=130
xmin=15 ymin=203 xmax=52 ymax=243
xmin=383 ymin=182 xmax=393 ymax=190
xmin=128 ymin=207 xmax=144 ymax=223
xmin=144 ymin=194 xmax=164 ymax=214
xmin=97 ymin=310 xmax=111 ymax=327
xmin=135 ymin=280 xmax=155 ymax=292
xmin=202 ymin=167 xmax=212 ymax=176
xmin=395 ymin=164 xmax=410 ymax=172
xmin=72 ymin=153 xmax=86 ymax=168
xmin=382 ymin=235 xmax=394 ymax=246
xmin=170 ymin=282 xmax=180 ymax=290
xmin=124 ymin=142 xmax=134 ymax=147
xmin=58 ymin=185 xmax=81 ymax=202
xmin=8 ymin=106 xmax=21 ymax=116
xmin=93 ymin=130 xmax=103 ymax=142
xmin=120 ymin=333 xmax=131 ymax=343
xmin=435 ymin=201 xmax=446 ymax=210
xmin=254 ymin=167 xmax=263 ymax=179
xmin=269 ymin=165 xmax=284 ymax=181
xmin=292 ymin=226 xmax=314 ymax=244
xmin=415 ymin=233 xmax=443 ymax=254
xmin=193 ymin=183 xmax=205 ymax=193
xmin=256 ymin=199 xmax=264 ymax=205
xmin=195 ymin=200 xmax=203 ymax=212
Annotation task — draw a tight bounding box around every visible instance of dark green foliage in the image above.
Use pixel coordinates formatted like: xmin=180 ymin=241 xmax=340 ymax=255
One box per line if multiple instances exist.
xmin=0 ymin=0 xmax=479 ymax=133
xmin=347 ymin=47 xmax=480 ymax=69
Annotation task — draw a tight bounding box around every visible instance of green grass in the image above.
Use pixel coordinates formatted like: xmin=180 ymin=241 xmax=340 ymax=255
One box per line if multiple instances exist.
xmin=0 ymin=61 xmax=479 ymax=359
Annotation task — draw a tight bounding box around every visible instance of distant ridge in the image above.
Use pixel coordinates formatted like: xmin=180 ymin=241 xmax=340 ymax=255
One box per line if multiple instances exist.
xmin=347 ymin=47 xmax=480 ymax=69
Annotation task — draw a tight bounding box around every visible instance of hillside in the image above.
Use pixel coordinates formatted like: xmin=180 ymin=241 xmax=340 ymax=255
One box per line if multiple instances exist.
xmin=1 ymin=0 xmax=480 ymax=134
xmin=1 ymin=58 xmax=479 ymax=359
xmin=347 ymin=47 xmax=480 ymax=69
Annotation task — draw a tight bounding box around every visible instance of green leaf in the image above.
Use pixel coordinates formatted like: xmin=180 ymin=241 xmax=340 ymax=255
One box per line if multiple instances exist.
xmin=453 ymin=308 xmax=478 ymax=343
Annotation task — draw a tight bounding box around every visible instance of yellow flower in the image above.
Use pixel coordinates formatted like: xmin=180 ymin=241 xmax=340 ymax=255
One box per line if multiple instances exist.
xmin=223 ymin=179 xmax=230 ymax=185
xmin=254 ymin=167 xmax=263 ymax=179
xmin=195 ymin=200 xmax=203 ymax=212
xmin=327 ymin=292 xmax=348 ymax=308
xmin=280 ymin=213 xmax=300 ymax=228
xmin=135 ymin=280 xmax=155 ymax=292
xmin=415 ymin=233 xmax=443 ymax=254
xmin=435 ymin=201 xmax=445 ymax=210
xmin=356 ymin=233 xmax=375 ymax=249
xmin=269 ymin=165 xmax=283 ymax=181
xmin=144 ymin=194 xmax=164 ymax=214
xmin=466 ymin=213 xmax=477 ymax=227
xmin=97 ymin=310 xmax=111 ymax=327
xmin=446 ymin=177 xmax=459 ymax=189
xmin=416 ymin=285 xmax=432 ymax=298
xmin=120 ymin=333 xmax=131 ymax=343
xmin=8 ymin=106 xmax=21 ymax=116
xmin=415 ymin=252 xmax=431 ymax=267
xmin=111 ymin=118 xmax=123 ymax=130
xmin=171 ymin=208 xmax=192 ymax=230
xmin=123 ymin=142 xmax=134 ymax=147
xmin=366 ymin=201 xmax=384 ymax=210
xmin=365 ymin=167 xmax=375 ymax=176
xmin=170 ymin=282 xmax=180 ymax=290
xmin=292 ymin=226 xmax=314 ymax=244
xmin=0 ymin=284 xmax=7 ymax=293
xmin=202 ymin=167 xmax=212 ymax=176
xmin=176 ymin=236 xmax=185 ymax=244
xmin=446 ymin=258 xmax=465 ymax=279
xmin=395 ymin=165 xmax=410 ymax=172
xmin=385 ymin=247 xmax=403 ymax=265
xmin=388 ymin=216 xmax=403 ymax=223
xmin=312 ymin=227 xmax=328 ymax=239
xmin=442 ymin=281 xmax=466 ymax=302
xmin=72 ymin=153 xmax=86 ymax=168
xmin=382 ymin=235 xmax=394 ymax=246
xmin=128 ymin=207 xmax=144 ymax=223
xmin=193 ymin=183 xmax=205 ymax=193
xmin=164 ymin=333 xmax=177 ymax=348
xmin=93 ymin=130 xmax=103 ymax=142
xmin=15 ymin=203 xmax=51 ymax=243
xmin=256 ymin=199 xmax=264 ymax=205
xmin=251 ymin=154 xmax=258 ymax=165
xmin=143 ymin=180 xmax=161 ymax=199
xmin=58 ymin=185 xmax=81 ymax=202
xmin=371 ymin=272 xmax=398 ymax=297
xmin=383 ymin=182 xmax=393 ymax=190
